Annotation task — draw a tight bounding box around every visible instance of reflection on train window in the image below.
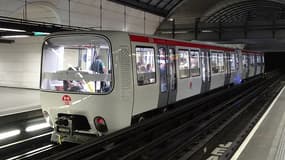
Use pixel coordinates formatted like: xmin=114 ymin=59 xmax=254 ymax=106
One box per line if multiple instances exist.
xmin=230 ymin=53 xmax=236 ymax=71
xmin=235 ymin=53 xmax=239 ymax=70
xmin=158 ymin=47 xmax=168 ymax=92
xmin=211 ymin=52 xmax=224 ymax=74
xmin=249 ymin=55 xmax=255 ymax=65
xmin=41 ymin=35 xmax=113 ymax=94
xmin=242 ymin=54 xmax=248 ymax=69
xmin=169 ymin=48 xmax=177 ymax=90
xmin=178 ymin=49 xmax=190 ymax=78
xmin=136 ymin=47 xmax=156 ymax=86
xmin=256 ymin=55 xmax=261 ymax=64
xmin=190 ymin=50 xmax=200 ymax=77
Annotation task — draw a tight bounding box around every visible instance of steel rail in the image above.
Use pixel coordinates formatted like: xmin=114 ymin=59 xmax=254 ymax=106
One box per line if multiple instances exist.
xmin=43 ymin=74 xmax=267 ymax=160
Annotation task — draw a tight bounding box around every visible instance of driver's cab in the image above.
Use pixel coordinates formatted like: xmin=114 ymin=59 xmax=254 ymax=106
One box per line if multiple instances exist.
xmin=41 ymin=34 xmax=113 ymax=94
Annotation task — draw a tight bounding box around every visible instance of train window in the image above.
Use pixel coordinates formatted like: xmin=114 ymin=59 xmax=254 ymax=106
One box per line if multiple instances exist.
xmin=242 ymin=54 xmax=248 ymax=69
xmin=250 ymin=55 xmax=255 ymax=65
xmin=235 ymin=53 xmax=239 ymax=70
xmin=230 ymin=53 xmax=236 ymax=71
xmin=136 ymin=47 xmax=156 ymax=86
xmin=178 ymin=49 xmax=190 ymax=78
xmin=158 ymin=47 xmax=167 ymax=92
xmin=190 ymin=50 xmax=200 ymax=77
xmin=211 ymin=52 xmax=224 ymax=74
xmin=41 ymin=34 xmax=113 ymax=94
xmin=256 ymin=55 xmax=261 ymax=65
xmin=169 ymin=48 xmax=177 ymax=90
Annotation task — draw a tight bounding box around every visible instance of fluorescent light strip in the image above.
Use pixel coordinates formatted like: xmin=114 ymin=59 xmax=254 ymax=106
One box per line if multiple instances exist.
xmin=25 ymin=122 xmax=50 ymax=132
xmin=0 ymin=28 xmax=26 ymax=32
xmin=2 ymin=35 xmax=30 ymax=38
xmin=202 ymin=30 xmax=213 ymax=33
xmin=0 ymin=132 xmax=52 ymax=150
xmin=0 ymin=130 xmax=21 ymax=140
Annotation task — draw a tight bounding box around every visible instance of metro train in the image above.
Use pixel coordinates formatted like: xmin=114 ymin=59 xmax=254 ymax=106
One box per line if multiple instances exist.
xmin=40 ymin=31 xmax=264 ymax=143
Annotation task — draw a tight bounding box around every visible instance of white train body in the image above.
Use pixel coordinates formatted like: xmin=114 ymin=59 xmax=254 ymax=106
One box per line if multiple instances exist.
xmin=40 ymin=31 xmax=264 ymax=143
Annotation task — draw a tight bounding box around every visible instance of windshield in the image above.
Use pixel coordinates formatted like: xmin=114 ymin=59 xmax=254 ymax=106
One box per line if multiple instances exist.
xmin=41 ymin=34 xmax=113 ymax=94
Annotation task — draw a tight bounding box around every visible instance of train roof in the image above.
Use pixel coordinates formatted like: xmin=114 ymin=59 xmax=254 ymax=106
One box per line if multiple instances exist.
xmin=129 ymin=33 xmax=236 ymax=52
xmin=44 ymin=31 xmax=262 ymax=54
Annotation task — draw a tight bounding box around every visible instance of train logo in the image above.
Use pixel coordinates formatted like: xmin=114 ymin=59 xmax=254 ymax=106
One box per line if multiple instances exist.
xmin=62 ymin=95 xmax=71 ymax=105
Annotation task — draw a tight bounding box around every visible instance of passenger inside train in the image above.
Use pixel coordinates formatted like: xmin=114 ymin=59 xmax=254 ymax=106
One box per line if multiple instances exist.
xmin=41 ymin=35 xmax=113 ymax=94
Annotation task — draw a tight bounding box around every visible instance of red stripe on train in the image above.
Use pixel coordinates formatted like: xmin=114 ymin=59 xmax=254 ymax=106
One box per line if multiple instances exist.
xmin=129 ymin=34 xmax=235 ymax=52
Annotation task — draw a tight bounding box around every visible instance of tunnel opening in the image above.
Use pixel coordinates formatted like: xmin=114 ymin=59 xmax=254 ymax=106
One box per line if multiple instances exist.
xmin=264 ymin=52 xmax=285 ymax=74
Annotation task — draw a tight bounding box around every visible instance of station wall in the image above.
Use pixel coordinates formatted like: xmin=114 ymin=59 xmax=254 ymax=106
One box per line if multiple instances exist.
xmin=0 ymin=0 xmax=162 ymax=89
xmin=0 ymin=37 xmax=42 ymax=89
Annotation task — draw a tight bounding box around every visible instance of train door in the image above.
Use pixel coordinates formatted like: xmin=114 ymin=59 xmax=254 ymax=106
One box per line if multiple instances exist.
xmin=157 ymin=46 xmax=168 ymax=107
xmin=157 ymin=46 xmax=177 ymax=107
xmin=167 ymin=48 xmax=177 ymax=104
xmin=200 ymin=49 xmax=211 ymax=93
xmin=224 ymin=52 xmax=231 ymax=85
xmin=242 ymin=53 xmax=249 ymax=79
xmin=254 ymin=54 xmax=257 ymax=75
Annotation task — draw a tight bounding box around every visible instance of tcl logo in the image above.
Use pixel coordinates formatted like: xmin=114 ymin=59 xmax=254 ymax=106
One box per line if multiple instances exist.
xmin=62 ymin=95 xmax=72 ymax=105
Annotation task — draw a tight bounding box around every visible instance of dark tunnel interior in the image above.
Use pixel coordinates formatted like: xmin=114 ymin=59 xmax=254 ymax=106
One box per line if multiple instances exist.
xmin=265 ymin=53 xmax=285 ymax=73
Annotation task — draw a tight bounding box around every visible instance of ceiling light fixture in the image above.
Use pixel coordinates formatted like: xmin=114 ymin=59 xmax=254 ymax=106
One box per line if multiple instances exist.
xmin=33 ymin=32 xmax=50 ymax=36
xmin=0 ymin=28 xmax=26 ymax=32
xmin=2 ymin=35 xmax=30 ymax=38
xmin=25 ymin=122 xmax=50 ymax=132
xmin=0 ymin=129 xmax=21 ymax=140
xmin=201 ymin=30 xmax=213 ymax=33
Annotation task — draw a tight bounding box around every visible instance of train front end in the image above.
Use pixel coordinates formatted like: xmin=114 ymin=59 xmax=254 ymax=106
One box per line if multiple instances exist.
xmin=40 ymin=32 xmax=134 ymax=143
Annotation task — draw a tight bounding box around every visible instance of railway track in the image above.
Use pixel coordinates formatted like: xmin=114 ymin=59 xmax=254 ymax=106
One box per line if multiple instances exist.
xmin=34 ymin=73 xmax=281 ymax=160
xmin=5 ymin=72 xmax=281 ymax=160
xmin=1 ymin=132 xmax=76 ymax=160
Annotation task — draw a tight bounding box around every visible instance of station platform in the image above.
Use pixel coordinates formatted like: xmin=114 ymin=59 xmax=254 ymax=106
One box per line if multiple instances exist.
xmin=231 ymin=85 xmax=285 ymax=160
xmin=0 ymin=87 xmax=40 ymax=116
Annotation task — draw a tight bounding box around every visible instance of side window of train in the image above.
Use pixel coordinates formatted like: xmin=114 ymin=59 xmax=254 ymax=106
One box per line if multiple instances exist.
xmin=242 ymin=54 xmax=248 ymax=68
xmin=135 ymin=46 xmax=156 ymax=86
xmin=178 ymin=49 xmax=190 ymax=78
xmin=256 ymin=55 xmax=261 ymax=65
xmin=230 ymin=53 xmax=236 ymax=71
xmin=158 ymin=47 xmax=168 ymax=92
xmin=250 ymin=55 xmax=255 ymax=66
xmin=211 ymin=52 xmax=224 ymax=74
xmin=169 ymin=48 xmax=177 ymax=90
xmin=190 ymin=50 xmax=200 ymax=77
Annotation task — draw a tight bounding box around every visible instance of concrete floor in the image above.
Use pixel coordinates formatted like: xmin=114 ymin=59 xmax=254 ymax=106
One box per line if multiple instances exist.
xmin=0 ymin=87 xmax=40 ymax=116
xmin=232 ymin=86 xmax=285 ymax=160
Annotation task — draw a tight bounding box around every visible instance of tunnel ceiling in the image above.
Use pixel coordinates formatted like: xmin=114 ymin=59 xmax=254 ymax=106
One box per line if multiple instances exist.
xmin=107 ymin=0 xmax=184 ymax=17
xmin=157 ymin=0 xmax=285 ymax=33
xmin=204 ymin=0 xmax=285 ymax=23
xmin=151 ymin=0 xmax=285 ymax=52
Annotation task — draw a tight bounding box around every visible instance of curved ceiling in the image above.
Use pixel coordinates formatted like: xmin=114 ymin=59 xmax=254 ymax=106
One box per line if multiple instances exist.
xmin=204 ymin=0 xmax=285 ymax=23
xmin=108 ymin=0 xmax=184 ymax=17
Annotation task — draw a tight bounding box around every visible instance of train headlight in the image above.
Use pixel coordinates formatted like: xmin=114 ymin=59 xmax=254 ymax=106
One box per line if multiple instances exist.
xmin=43 ymin=111 xmax=53 ymax=128
xmin=94 ymin=116 xmax=108 ymax=133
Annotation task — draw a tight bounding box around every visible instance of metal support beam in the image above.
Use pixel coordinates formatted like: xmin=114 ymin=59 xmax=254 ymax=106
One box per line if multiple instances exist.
xmin=108 ymin=0 xmax=168 ymax=17
xmin=172 ymin=19 xmax=175 ymax=39
xmin=272 ymin=15 xmax=276 ymax=39
xmin=244 ymin=12 xmax=250 ymax=39
xmin=194 ymin=18 xmax=200 ymax=40
xmin=68 ymin=0 xmax=71 ymax=26
xmin=219 ymin=21 xmax=222 ymax=40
